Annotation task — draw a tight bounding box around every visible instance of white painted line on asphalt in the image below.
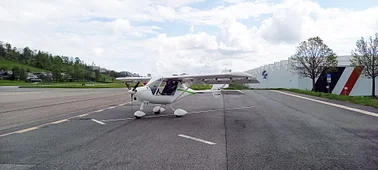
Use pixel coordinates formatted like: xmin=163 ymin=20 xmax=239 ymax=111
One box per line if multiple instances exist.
xmin=188 ymin=109 xmax=221 ymax=114
xmin=75 ymin=113 xmax=89 ymax=118
xmin=97 ymin=105 xmax=256 ymax=123
xmin=101 ymin=118 xmax=133 ymax=122
xmin=118 ymin=102 xmax=131 ymax=107
xmin=107 ymin=106 xmax=116 ymax=109
xmin=0 ymin=132 xmax=15 ymax=137
xmin=187 ymin=106 xmax=255 ymax=115
xmin=91 ymin=119 xmax=106 ymax=125
xmin=102 ymin=106 xmax=256 ymax=122
xmin=0 ymin=103 xmax=131 ymax=138
xmin=178 ymin=134 xmax=216 ymax=145
xmin=94 ymin=109 xmax=104 ymax=113
xmin=15 ymin=126 xmax=39 ymax=133
xmin=50 ymin=119 xmax=68 ymax=124
xmin=144 ymin=114 xmax=172 ymax=118
xmin=226 ymin=106 xmax=255 ymax=110
xmin=271 ymin=90 xmax=378 ymax=118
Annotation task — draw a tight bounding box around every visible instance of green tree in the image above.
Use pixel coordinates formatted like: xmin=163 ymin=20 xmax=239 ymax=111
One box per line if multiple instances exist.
xmin=26 ymin=68 xmax=31 ymax=72
xmin=350 ymin=32 xmax=378 ymax=97
xmin=0 ymin=41 xmax=124 ymax=83
xmin=73 ymin=63 xmax=84 ymax=81
xmin=5 ymin=43 xmax=12 ymax=60
xmin=19 ymin=67 xmax=26 ymax=81
xmin=0 ymin=41 xmax=6 ymax=57
xmin=290 ymin=36 xmax=338 ymax=91
xmin=95 ymin=69 xmax=100 ymax=82
xmin=11 ymin=66 xmax=20 ymax=80
xmin=22 ymin=47 xmax=33 ymax=64
xmin=52 ymin=68 xmax=62 ymax=82
xmin=0 ymin=66 xmax=8 ymax=71
xmin=5 ymin=44 xmax=19 ymax=61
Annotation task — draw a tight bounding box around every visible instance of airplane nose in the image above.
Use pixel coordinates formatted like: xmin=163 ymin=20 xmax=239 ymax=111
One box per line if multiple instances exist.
xmin=128 ymin=90 xmax=136 ymax=94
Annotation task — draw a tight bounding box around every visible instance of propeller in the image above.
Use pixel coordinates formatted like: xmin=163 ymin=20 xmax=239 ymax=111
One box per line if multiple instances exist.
xmin=128 ymin=81 xmax=140 ymax=111
xmin=125 ymin=82 xmax=131 ymax=90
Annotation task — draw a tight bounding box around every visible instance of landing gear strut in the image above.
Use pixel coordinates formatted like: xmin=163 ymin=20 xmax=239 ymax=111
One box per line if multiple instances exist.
xmin=134 ymin=102 xmax=146 ymax=119
xmin=169 ymin=105 xmax=187 ymax=117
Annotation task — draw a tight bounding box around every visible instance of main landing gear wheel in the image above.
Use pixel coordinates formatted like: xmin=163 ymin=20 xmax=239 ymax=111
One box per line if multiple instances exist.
xmin=174 ymin=109 xmax=187 ymax=118
xmin=153 ymin=106 xmax=165 ymax=115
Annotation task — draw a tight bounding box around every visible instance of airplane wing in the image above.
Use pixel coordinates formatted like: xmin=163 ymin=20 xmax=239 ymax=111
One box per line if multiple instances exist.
xmin=161 ymin=72 xmax=259 ymax=84
xmin=115 ymin=77 xmax=152 ymax=82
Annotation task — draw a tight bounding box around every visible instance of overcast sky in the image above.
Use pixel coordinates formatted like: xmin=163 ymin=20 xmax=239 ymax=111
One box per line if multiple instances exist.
xmin=1 ymin=0 xmax=377 ymax=76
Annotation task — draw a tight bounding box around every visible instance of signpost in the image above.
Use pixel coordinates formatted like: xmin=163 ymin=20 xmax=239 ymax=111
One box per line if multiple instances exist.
xmin=326 ymin=74 xmax=331 ymax=93
xmin=262 ymin=70 xmax=268 ymax=88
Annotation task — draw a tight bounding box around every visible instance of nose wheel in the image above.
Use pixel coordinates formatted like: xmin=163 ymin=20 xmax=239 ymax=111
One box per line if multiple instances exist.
xmin=134 ymin=110 xmax=146 ymax=119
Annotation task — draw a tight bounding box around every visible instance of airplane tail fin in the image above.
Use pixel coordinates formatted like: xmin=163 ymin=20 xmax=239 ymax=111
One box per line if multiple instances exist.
xmin=210 ymin=68 xmax=232 ymax=98
xmin=210 ymin=68 xmax=231 ymax=90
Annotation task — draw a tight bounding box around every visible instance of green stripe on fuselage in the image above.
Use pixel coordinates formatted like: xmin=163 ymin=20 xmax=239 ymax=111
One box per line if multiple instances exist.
xmin=177 ymin=89 xmax=196 ymax=94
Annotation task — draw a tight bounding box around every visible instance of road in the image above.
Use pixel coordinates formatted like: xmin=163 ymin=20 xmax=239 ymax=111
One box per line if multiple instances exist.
xmin=0 ymin=89 xmax=378 ymax=170
xmin=0 ymin=88 xmax=128 ymax=133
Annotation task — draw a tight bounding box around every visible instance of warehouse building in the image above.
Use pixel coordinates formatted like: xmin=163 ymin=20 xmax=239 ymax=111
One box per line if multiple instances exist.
xmin=245 ymin=55 xmax=376 ymax=96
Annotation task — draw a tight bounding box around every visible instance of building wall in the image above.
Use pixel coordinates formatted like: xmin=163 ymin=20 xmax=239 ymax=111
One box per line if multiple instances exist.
xmin=245 ymin=56 xmax=377 ymax=96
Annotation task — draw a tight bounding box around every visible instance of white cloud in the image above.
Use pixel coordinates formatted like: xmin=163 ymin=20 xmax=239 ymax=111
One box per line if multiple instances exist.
xmin=93 ymin=48 xmax=105 ymax=56
xmin=190 ymin=25 xmax=194 ymax=33
xmin=259 ymin=0 xmax=318 ymax=43
xmin=223 ymin=0 xmax=246 ymax=4
xmin=176 ymin=1 xmax=274 ymax=25
xmin=1 ymin=0 xmax=378 ymax=76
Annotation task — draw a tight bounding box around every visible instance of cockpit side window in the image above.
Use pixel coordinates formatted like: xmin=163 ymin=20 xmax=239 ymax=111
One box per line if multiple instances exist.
xmin=161 ymin=80 xmax=178 ymax=95
xmin=147 ymin=78 xmax=180 ymax=95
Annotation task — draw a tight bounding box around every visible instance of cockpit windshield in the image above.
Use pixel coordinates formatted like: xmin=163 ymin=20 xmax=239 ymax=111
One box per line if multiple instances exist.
xmin=147 ymin=78 xmax=162 ymax=95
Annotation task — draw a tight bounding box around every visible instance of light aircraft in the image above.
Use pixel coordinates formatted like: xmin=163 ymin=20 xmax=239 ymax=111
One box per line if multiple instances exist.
xmin=116 ymin=70 xmax=259 ymax=119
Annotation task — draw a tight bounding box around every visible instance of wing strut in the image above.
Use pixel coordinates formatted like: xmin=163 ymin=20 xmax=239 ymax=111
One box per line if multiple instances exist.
xmin=171 ymin=80 xmax=196 ymax=103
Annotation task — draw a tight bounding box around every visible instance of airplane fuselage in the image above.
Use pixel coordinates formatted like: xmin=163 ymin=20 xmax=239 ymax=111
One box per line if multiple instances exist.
xmin=133 ymin=82 xmax=196 ymax=104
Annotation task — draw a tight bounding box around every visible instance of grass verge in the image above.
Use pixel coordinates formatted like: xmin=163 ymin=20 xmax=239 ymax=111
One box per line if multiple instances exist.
xmin=280 ymin=88 xmax=378 ymax=108
xmin=0 ymin=80 xmax=127 ymax=88
xmin=19 ymin=82 xmax=126 ymax=88
xmin=0 ymin=80 xmax=31 ymax=86
xmin=190 ymin=84 xmax=212 ymax=90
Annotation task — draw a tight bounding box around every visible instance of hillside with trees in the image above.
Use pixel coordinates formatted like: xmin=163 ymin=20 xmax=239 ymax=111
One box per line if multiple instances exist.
xmin=0 ymin=41 xmax=138 ymax=83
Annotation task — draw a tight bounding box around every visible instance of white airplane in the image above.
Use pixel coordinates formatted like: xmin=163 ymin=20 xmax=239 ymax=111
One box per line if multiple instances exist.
xmin=116 ymin=70 xmax=259 ymax=119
